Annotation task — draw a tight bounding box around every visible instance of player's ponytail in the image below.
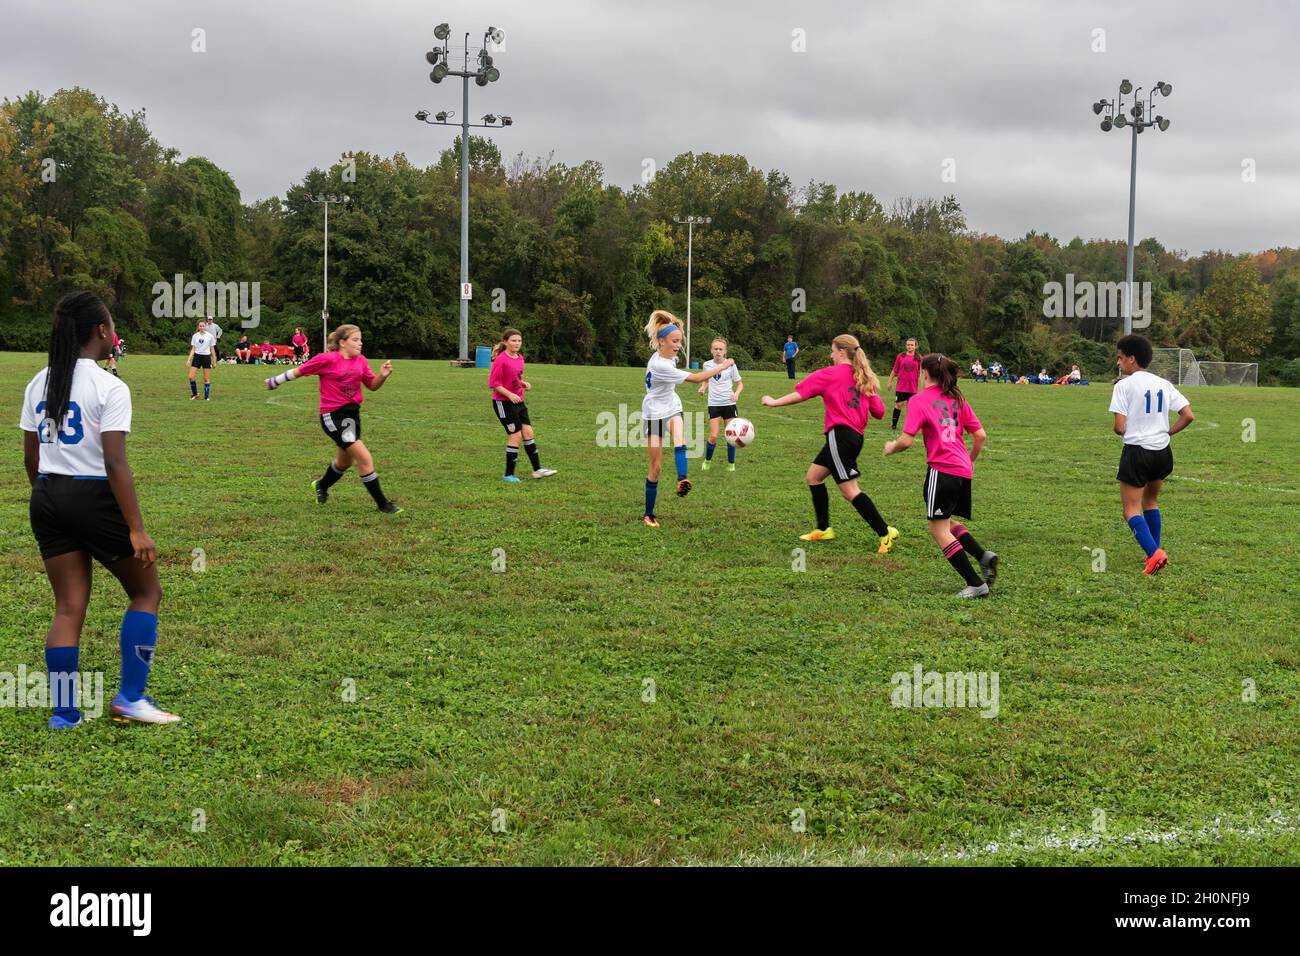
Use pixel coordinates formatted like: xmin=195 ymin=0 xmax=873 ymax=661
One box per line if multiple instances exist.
xmin=45 ymin=291 xmax=111 ymax=428
xmin=492 ymin=327 xmax=522 ymax=361
xmin=921 ymin=353 xmax=965 ymax=406
xmin=645 ymin=309 xmax=680 ymax=351
xmin=327 ymin=324 xmax=360 ymax=352
xmin=833 ymin=333 xmax=879 ymax=395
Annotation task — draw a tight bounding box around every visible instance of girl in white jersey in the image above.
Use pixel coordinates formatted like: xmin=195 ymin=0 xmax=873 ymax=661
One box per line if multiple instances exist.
xmin=697 ymin=337 xmax=744 ymax=472
xmin=641 ymin=310 xmax=733 ymax=528
xmin=1110 ymin=334 xmax=1194 ymax=575
xmin=19 ymin=292 xmax=179 ymax=729
xmin=187 ymin=319 xmax=215 ymax=401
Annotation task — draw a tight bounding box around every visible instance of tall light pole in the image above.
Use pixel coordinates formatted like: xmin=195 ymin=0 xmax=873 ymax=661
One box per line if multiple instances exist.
xmin=418 ymin=22 xmax=511 ymax=365
xmin=1092 ymin=79 xmax=1172 ymax=334
xmin=308 ymin=193 xmax=349 ymax=350
xmin=672 ymin=214 xmax=710 ymax=368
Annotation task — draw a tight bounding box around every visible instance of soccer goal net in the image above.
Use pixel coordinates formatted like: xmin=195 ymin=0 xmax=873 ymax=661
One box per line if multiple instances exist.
xmin=1147 ymin=348 xmax=1257 ymax=387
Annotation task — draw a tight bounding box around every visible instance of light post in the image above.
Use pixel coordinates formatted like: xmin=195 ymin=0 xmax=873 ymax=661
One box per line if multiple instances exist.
xmin=672 ymin=214 xmax=710 ymax=368
xmin=308 ymin=193 xmax=349 ymax=350
xmin=1092 ymin=79 xmax=1172 ymax=334
xmin=418 ymin=22 xmax=511 ymax=365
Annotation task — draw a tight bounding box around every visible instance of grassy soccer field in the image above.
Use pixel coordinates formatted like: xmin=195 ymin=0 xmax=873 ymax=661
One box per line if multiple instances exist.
xmin=0 ymin=351 xmax=1297 ymax=866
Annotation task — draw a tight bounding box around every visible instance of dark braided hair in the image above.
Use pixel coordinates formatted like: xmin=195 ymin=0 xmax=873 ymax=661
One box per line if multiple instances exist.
xmin=44 ymin=291 xmax=112 ymax=428
xmin=920 ymin=353 xmax=965 ymax=408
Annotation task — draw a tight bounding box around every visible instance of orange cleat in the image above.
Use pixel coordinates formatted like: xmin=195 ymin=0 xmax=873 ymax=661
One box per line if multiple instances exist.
xmin=675 ymin=478 xmax=692 ymax=497
xmin=642 ymin=515 xmax=661 ymax=528
xmin=1143 ymin=548 xmax=1168 ymax=575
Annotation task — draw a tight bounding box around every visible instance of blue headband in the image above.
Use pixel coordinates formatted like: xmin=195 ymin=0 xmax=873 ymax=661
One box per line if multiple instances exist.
xmin=657 ymin=324 xmax=679 ymax=339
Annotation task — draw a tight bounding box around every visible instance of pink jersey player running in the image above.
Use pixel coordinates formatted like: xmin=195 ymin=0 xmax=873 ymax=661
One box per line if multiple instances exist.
xmin=887 ymin=337 xmax=923 ymax=432
xmin=264 ymin=323 xmax=401 ymax=514
xmin=884 ymin=353 xmax=998 ymax=597
xmin=488 ymin=327 xmax=557 ymax=482
xmin=762 ymin=333 xmax=899 ymax=552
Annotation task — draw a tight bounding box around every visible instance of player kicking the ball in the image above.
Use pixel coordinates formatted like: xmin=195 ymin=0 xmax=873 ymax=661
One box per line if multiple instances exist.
xmin=698 ymin=337 xmax=744 ymax=472
xmin=20 ymin=291 xmax=179 ymax=728
xmin=762 ymin=333 xmax=899 ymax=552
xmin=884 ymin=353 xmax=998 ymax=597
xmin=489 ymin=328 xmax=557 ymax=483
xmin=1110 ymin=334 xmax=1194 ymax=575
xmin=641 ymin=310 xmax=733 ymax=528
xmin=265 ymin=323 xmax=402 ymax=514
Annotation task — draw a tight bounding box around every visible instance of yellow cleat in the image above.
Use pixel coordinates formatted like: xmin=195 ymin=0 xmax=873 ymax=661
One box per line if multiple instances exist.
xmin=877 ymin=526 xmax=900 ymax=554
xmin=799 ymin=528 xmax=836 ymax=542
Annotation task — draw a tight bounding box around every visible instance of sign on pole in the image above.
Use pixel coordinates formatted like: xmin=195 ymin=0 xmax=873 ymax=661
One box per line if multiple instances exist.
xmin=461 ymin=282 xmax=473 ymax=300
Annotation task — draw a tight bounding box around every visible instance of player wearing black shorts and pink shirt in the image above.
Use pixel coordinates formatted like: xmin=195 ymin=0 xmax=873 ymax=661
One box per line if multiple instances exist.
xmin=884 ymin=353 xmax=999 ymax=598
xmin=264 ymin=323 xmax=401 ymax=513
xmin=488 ymin=328 xmax=556 ymax=483
xmin=888 ymin=337 xmax=923 ymax=431
xmin=762 ymin=333 xmax=899 ymax=552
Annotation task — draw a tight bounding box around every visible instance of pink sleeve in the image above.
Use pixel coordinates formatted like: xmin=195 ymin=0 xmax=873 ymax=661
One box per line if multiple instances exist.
xmin=296 ymin=353 xmax=326 ymax=377
xmin=962 ymin=401 xmax=983 ymax=433
xmin=902 ymin=394 xmax=925 ymax=436
xmin=488 ymin=355 xmax=505 ymax=389
xmin=794 ymin=367 xmax=825 ymax=400
xmin=868 ymin=392 xmax=885 ymax=420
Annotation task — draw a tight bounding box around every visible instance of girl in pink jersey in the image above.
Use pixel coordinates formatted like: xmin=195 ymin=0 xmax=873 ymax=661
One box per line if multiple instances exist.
xmin=489 ymin=328 xmax=557 ymax=483
xmin=887 ymin=337 xmax=922 ymax=432
xmin=264 ymin=323 xmax=401 ymax=513
xmin=762 ymin=333 xmax=899 ymax=552
xmin=884 ymin=353 xmax=998 ymax=597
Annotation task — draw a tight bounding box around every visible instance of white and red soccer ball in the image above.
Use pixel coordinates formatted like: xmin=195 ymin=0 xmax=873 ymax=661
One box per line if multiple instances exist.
xmin=725 ymin=417 xmax=755 ymax=448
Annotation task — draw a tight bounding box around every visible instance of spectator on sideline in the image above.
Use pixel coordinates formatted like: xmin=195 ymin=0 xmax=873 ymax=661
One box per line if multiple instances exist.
xmin=783 ymin=335 xmax=800 ymax=379
xmin=236 ymin=334 xmax=252 ymax=363
xmin=970 ymin=359 xmax=986 ymax=382
xmin=261 ymin=341 xmax=276 ymax=365
xmin=989 ymin=360 xmax=1005 ymax=382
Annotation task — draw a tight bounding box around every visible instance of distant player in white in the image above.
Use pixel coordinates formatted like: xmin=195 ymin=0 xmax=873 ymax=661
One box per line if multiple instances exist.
xmin=206 ymin=314 xmax=223 ymax=364
xmin=187 ymin=319 xmax=215 ymax=401
xmin=640 ymin=310 xmax=733 ymax=527
xmin=20 ymin=290 xmax=178 ymax=728
xmin=697 ymin=336 xmax=743 ymax=472
xmin=1109 ymin=333 xmax=1194 ymax=575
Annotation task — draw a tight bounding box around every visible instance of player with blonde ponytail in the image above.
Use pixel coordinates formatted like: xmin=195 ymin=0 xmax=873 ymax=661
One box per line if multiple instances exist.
xmin=264 ymin=323 xmax=401 ymax=513
xmin=762 ymin=334 xmax=899 ymax=551
xmin=639 ymin=310 xmax=734 ymax=527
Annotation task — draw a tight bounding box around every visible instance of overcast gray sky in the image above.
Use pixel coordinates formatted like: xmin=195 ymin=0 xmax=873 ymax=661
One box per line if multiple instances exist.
xmin=5 ymin=0 xmax=1297 ymax=254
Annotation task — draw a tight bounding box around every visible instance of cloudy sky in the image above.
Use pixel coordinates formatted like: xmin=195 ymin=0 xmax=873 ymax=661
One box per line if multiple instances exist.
xmin=5 ymin=0 xmax=1297 ymax=253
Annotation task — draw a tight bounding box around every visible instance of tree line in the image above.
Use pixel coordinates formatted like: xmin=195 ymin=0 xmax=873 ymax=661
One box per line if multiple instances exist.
xmin=3 ymin=87 xmax=1299 ymax=384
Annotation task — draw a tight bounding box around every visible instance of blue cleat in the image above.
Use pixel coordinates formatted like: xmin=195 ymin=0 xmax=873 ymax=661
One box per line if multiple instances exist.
xmin=502 ymin=475 xmax=522 ymax=483
xmin=49 ymin=714 xmax=83 ymax=730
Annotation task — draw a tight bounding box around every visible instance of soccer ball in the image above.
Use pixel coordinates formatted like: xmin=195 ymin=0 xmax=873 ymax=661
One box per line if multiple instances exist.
xmin=725 ymin=417 xmax=755 ymax=447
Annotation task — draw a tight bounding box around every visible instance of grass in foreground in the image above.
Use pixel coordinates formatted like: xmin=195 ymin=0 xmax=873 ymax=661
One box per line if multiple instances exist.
xmin=0 ymin=352 xmax=1297 ymax=865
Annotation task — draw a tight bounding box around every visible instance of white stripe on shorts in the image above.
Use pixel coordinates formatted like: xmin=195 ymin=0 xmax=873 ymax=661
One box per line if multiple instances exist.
xmin=828 ymin=430 xmax=849 ymax=481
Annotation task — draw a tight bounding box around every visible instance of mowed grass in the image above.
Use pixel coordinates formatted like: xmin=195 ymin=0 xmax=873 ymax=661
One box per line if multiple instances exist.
xmin=0 ymin=351 xmax=1297 ymax=866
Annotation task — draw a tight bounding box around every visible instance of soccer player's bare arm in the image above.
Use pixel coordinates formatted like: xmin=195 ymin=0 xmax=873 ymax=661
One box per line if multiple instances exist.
xmin=762 ymin=391 xmax=804 ymax=407
xmin=684 ymin=360 xmax=731 ymax=383
xmin=22 ymin=429 xmax=39 ymax=485
xmin=103 ymin=430 xmax=156 ymax=565
xmin=366 ymin=360 xmax=394 ymax=390
xmin=884 ymin=432 xmax=915 ymax=456
xmin=1113 ymin=412 xmax=1127 ymax=436
xmin=969 ymin=427 xmax=987 ymax=463
xmin=1168 ymin=404 xmax=1194 ymax=436
xmin=733 ymin=379 xmax=744 ymax=400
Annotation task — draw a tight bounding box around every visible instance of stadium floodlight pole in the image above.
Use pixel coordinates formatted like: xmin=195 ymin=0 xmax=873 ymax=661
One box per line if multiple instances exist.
xmin=308 ymin=193 xmax=350 ymax=350
xmin=672 ymin=215 xmax=711 ymax=367
xmin=1092 ymin=79 xmax=1172 ymax=334
xmin=418 ymin=22 xmax=509 ymax=365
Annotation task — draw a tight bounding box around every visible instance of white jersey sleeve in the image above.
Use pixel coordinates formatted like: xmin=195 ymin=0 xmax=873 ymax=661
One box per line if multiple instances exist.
xmin=641 ymin=354 xmax=689 ymax=421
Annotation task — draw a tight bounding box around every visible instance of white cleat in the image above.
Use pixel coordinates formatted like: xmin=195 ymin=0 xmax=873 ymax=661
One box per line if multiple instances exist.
xmin=531 ymin=468 xmax=558 ymax=478
xmin=111 ymin=694 xmax=181 ymax=725
xmin=956 ymin=584 xmax=990 ymax=599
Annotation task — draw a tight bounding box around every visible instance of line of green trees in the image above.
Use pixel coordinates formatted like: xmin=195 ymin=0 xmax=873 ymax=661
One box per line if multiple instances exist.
xmin=4 ymin=87 xmax=1299 ymax=383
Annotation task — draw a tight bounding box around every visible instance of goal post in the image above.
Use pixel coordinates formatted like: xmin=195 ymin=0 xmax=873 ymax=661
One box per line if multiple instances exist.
xmin=1147 ymin=348 xmax=1256 ymax=386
